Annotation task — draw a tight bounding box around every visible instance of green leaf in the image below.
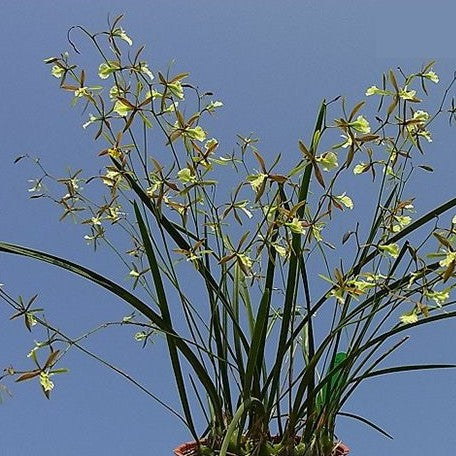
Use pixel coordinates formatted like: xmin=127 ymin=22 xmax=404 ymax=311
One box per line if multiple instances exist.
xmin=50 ymin=368 xmax=69 ymax=375
xmin=134 ymin=202 xmax=198 ymax=437
xmin=267 ymin=100 xmax=326 ymax=425
xmin=338 ymin=411 xmax=393 ymax=439
xmin=219 ymin=398 xmax=263 ymax=456
xmin=352 ymin=364 xmax=456 ymax=382
xmin=0 ymin=240 xmax=223 ymax=429
xmin=316 ymin=352 xmax=348 ymax=411
xmin=243 ymin=289 xmax=270 ymax=398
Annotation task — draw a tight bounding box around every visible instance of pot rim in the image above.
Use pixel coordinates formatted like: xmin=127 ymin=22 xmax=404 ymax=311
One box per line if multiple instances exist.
xmin=174 ymin=437 xmax=350 ymax=456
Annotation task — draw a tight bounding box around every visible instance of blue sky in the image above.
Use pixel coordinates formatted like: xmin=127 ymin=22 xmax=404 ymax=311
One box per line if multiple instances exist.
xmin=1 ymin=1 xmax=456 ymax=455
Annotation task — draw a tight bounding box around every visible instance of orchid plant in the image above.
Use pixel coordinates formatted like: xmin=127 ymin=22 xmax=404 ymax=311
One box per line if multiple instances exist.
xmin=2 ymin=15 xmax=456 ymax=456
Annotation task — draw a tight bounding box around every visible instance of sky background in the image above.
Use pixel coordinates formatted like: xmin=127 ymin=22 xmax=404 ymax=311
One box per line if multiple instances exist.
xmin=1 ymin=1 xmax=456 ymax=455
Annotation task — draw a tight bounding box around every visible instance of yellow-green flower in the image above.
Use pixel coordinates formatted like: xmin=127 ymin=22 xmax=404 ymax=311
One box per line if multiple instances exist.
xmin=316 ymin=151 xmax=338 ymax=171
xmin=91 ymin=217 xmax=102 ymax=226
xmin=161 ymin=102 xmax=177 ymax=114
xmin=311 ymin=223 xmax=324 ymax=242
xmin=113 ymin=100 xmax=133 ymax=117
xmin=439 ymin=251 xmax=456 ymax=268
xmin=413 ymin=110 xmax=430 ymax=123
xmin=365 ymin=85 xmax=392 ymax=96
xmin=107 ymin=147 xmax=122 ymax=159
xmin=138 ymin=62 xmax=154 ymax=81
xmin=82 ymin=115 xmax=97 ymax=129
xmin=340 ymin=134 xmax=353 ymax=149
xmin=334 ymin=193 xmax=353 ymax=210
xmin=102 ymin=169 xmax=123 ymax=187
xmin=398 ymin=87 xmax=417 ymax=100
xmin=98 ymin=61 xmax=121 ymax=79
xmin=177 ymin=168 xmax=197 ymax=184
xmin=247 ymin=173 xmax=267 ymax=192
xmin=205 ymin=138 xmax=219 ymax=151
xmin=400 ymin=310 xmax=418 ymax=324
xmin=182 ymin=125 xmax=206 ymax=141
xmin=129 ymin=269 xmax=140 ymax=278
xmin=423 ymin=70 xmax=439 ymax=83
xmin=106 ymin=205 xmax=123 ymax=223
xmin=393 ymin=215 xmax=412 ymax=233
xmin=109 ymin=85 xmax=121 ymax=100
xmin=349 ymin=115 xmax=371 ymax=134
xmin=286 ymin=217 xmax=307 ymax=235
xmin=51 ymin=65 xmax=65 ymax=78
xmin=272 ymin=243 xmax=288 ymax=258
xmin=146 ymin=185 xmax=158 ymax=198
xmin=206 ymin=100 xmax=224 ymax=112
xmin=425 ymin=288 xmax=451 ymax=306
xmin=39 ymin=372 xmax=54 ymax=392
xmin=379 ymin=243 xmax=400 ymax=258
xmin=407 ymin=110 xmax=432 ymax=142
xmin=112 ymin=27 xmax=133 ymax=46
xmin=135 ymin=331 xmax=147 ymax=341
xmin=238 ymin=253 xmax=252 ymax=270
xmin=353 ymin=163 xmax=368 ymax=175
xmin=74 ymin=87 xmax=89 ymax=98
xmin=27 ymin=313 xmax=37 ymax=328
xmin=168 ymin=81 xmax=184 ymax=99
xmin=417 ymin=130 xmax=432 ymax=142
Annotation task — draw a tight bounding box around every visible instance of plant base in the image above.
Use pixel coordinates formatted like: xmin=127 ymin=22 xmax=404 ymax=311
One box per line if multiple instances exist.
xmin=174 ymin=438 xmax=350 ymax=456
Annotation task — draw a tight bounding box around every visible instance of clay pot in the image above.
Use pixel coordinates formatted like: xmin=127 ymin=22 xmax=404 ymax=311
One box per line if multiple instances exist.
xmin=174 ymin=438 xmax=350 ymax=456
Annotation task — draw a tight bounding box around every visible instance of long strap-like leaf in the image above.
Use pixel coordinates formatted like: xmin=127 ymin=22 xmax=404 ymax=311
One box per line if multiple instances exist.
xmin=134 ymin=202 xmax=197 ymax=438
xmin=0 ymin=241 xmax=224 ymax=426
xmin=267 ymin=101 xmax=326 ymax=422
xmin=118 ymin=161 xmax=251 ymax=354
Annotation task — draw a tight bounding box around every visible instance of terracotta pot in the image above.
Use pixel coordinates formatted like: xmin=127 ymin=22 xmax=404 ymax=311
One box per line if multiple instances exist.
xmin=174 ymin=438 xmax=350 ymax=456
